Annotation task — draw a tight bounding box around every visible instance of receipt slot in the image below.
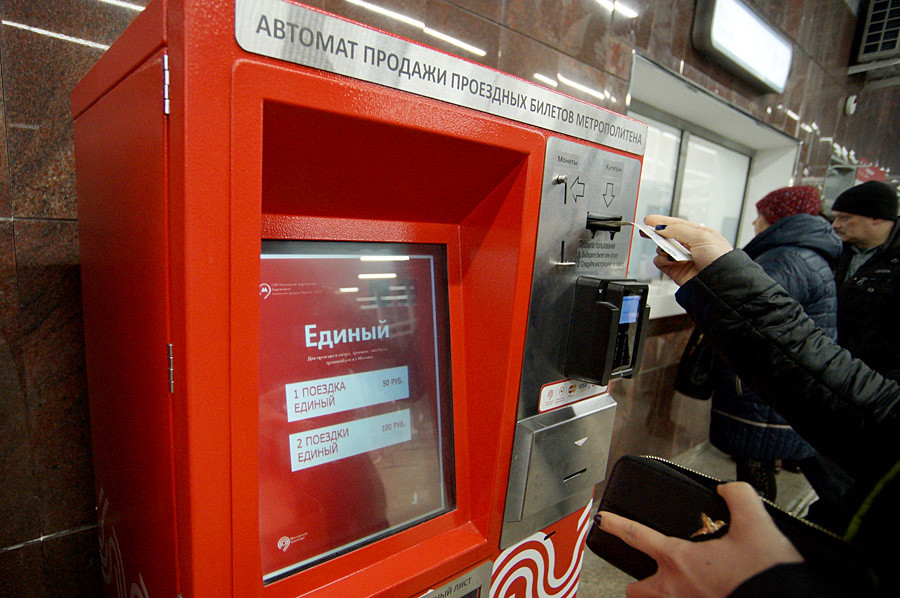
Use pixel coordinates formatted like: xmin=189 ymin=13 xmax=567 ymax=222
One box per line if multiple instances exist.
xmin=72 ymin=2 xmax=647 ymax=598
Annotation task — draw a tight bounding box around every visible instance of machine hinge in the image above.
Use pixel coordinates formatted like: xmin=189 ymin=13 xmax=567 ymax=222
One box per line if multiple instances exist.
xmin=167 ymin=343 xmax=174 ymax=393
xmin=162 ymin=54 xmax=170 ymax=115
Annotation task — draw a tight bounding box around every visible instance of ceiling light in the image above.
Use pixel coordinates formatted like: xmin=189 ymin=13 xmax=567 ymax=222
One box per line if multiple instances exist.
xmin=2 ymin=20 xmax=109 ymax=50
xmin=534 ymin=73 xmax=558 ymax=87
xmin=97 ymin=0 xmax=144 ymax=10
xmin=693 ymin=0 xmax=792 ymax=93
xmin=345 ymin=0 xmax=424 ymax=28
xmin=613 ymin=2 xmax=638 ymax=18
xmin=359 ymin=255 xmax=410 ymax=261
xmin=345 ymin=0 xmax=485 ymax=57
xmin=595 ymin=0 xmax=639 ymax=18
xmin=359 ymin=273 xmax=398 ymax=280
xmin=423 ymin=27 xmax=486 ymax=57
xmin=557 ymin=73 xmax=605 ymax=99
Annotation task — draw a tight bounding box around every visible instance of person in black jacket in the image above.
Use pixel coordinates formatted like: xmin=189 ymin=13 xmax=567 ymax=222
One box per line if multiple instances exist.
xmin=830 ymin=181 xmax=900 ymax=381
xmin=709 ymin=186 xmax=845 ymax=504
xmin=597 ymin=215 xmax=899 ymax=597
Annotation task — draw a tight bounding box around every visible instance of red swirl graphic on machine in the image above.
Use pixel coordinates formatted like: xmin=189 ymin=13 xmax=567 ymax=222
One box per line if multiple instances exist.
xmin=98 ymin=488 xmax=150 ymax=598
xmin=490 ymin=501 xmax=592 ymax=598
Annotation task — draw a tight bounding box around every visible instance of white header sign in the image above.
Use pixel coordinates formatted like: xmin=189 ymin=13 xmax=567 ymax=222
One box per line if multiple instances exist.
xmin=235 ymin=0 xmax=647 ymax=156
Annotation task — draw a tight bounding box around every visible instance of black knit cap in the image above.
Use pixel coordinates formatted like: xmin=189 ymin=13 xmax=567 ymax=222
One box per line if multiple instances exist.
xmin=832 ymin=180 xmax=899 ymax=220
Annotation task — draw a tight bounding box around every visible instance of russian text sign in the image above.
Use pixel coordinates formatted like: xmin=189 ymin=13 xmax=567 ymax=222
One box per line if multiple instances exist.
xmin=235 ymin=0 xmax=647 ymax=155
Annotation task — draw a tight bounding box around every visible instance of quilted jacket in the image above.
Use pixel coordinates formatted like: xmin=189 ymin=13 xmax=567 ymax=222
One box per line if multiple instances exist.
xmin=676 ymin=250 xmax=900 ymax=596
xmin=709 ymin=213 xmax=842 ymax=460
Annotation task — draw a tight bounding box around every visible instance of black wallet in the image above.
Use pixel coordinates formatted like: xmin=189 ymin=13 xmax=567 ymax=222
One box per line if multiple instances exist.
xmin=586 ymin=455 xmax=879 ymax=591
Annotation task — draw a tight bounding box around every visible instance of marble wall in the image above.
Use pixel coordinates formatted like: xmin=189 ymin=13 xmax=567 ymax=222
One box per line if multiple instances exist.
xmin=1 ymin=2 xmax=150 ymax=595
xmin=0 ymin=0 xmax=894 ymax=595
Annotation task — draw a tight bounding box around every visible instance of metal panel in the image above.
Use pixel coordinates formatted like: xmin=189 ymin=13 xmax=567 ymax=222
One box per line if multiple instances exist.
xmin=516 ymin=137 xmax=642 ymax=419
xmin=504 ymin=395 xmax=616 ymax=522
xmin=500 ymin=137 xmax=641 ymax=548
xmin=75 ymin=52 xmax=177 ymax=598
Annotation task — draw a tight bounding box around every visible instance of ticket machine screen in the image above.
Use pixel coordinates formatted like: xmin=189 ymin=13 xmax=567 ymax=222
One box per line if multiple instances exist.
xmin=258 ymin=241 xmax=455 ymax=582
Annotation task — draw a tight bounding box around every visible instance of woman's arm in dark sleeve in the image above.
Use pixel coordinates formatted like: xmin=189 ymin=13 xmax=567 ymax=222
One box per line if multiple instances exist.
xmin=676 ymin=250 xmax=900 ymax=484
xmin=729 ymin=563 xmax=848 ymax=598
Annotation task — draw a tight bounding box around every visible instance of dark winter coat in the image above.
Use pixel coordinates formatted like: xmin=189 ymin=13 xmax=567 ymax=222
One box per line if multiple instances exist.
xmin=833 ymin=219 xmax=900 ymax=381
xmin=709 ymin=214 xmax=842 ymax=460
xmin=676 ymin=250 xmax=900 ymax=596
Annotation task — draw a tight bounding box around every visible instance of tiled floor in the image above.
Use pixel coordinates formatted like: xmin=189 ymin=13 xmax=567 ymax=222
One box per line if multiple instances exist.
xmin=577 ymin=441 xmax=817 ymax=597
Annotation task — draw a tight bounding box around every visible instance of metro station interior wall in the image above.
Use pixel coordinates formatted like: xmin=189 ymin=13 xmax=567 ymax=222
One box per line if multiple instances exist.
xmin=0 ymin=0 xmax=892 ymax=595
xmin=737 ymin=146 xmax=801 ymax=247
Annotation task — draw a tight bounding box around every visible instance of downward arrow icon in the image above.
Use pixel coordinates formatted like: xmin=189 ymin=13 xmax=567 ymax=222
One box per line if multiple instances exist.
xmin=602 ymin=182 xmax=616 ymax=206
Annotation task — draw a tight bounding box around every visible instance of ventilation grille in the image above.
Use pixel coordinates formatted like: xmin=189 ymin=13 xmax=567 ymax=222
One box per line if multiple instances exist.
xmin=858 ymin=0 xmax=900 ymax=61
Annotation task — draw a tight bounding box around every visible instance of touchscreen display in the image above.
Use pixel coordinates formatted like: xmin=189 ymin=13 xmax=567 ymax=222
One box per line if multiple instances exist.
xmin=258 ymin=241 xmax=455 ymax=583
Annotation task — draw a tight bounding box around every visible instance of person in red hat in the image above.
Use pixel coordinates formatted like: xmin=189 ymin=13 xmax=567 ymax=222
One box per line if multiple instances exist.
xmin=707 ymin=186 xmax=853 ymax=528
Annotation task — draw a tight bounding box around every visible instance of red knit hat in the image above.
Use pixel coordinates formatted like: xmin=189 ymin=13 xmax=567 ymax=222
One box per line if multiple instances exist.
xmin=756 ymin=186 xmax=821 ymax=225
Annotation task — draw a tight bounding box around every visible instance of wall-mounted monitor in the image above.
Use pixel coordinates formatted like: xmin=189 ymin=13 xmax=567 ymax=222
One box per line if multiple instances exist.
xmin=257 ymin=240 xmax=455 ymax=583
xmin=692 ymin=0 xmax=793 ymax=94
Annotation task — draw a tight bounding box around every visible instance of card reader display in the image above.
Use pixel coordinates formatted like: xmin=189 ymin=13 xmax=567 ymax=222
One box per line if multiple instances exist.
xmin=613 ymin=293 xmax=642 ymax=371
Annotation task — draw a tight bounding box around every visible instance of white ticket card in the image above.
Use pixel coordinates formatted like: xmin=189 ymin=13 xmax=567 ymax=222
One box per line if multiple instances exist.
xmin=628 ymin=222 xmax=692 ymax=261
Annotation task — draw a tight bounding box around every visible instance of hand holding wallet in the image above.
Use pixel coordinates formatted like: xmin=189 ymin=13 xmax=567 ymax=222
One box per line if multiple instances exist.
xmin=586 ymin=455 xmax=880 ymax=593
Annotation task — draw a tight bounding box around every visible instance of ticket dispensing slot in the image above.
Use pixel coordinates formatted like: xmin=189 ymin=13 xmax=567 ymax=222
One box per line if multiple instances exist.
xmin=504 ymin=399 xmax=616 ymax=522
xmin=585 ymin=213 xmax=625 ymax=239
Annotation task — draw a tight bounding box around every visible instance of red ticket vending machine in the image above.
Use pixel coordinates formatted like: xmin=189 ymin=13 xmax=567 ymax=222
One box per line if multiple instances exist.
xmin=72 ymin=1 xmax=648 ymax=597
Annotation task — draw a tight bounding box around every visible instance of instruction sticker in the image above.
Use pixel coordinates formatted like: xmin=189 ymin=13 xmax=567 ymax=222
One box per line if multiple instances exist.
xmin=539 ymin=379 xmax=607 ymax=412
